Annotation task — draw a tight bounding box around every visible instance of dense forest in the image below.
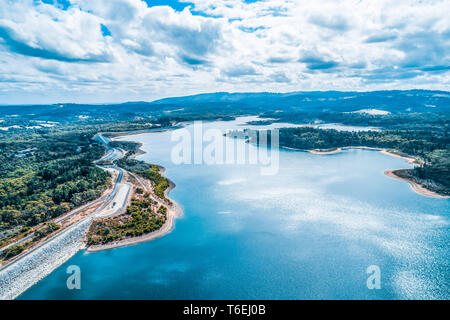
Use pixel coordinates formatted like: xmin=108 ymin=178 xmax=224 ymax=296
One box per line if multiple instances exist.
xmin=0 ymin=130 xmax=111 ymax=241
xmin=0 ymin=117 xmax=178 ymax=247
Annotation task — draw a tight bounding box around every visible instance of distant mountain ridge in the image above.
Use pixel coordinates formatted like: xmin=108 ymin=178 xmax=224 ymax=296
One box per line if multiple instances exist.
xmin=0 ymin=90 xmax=449 ymax=126
xmin=150 ymin=89 xmax=450 ymax=114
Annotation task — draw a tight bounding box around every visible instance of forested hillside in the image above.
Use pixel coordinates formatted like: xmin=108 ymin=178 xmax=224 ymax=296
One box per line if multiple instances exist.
xmin=0 ymin=130 xmax=110 ymax=236
xmin=152 ymin=90 xmax=450 ymax=114
xmin=1 ymin=90 xmax=449 ymax=130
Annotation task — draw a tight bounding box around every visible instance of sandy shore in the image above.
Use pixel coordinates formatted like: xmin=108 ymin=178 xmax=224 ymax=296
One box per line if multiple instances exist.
xmin=280 ymin=146 xmax=304 ymax=151
xmin=379 ymin=149 xmax=418 ymax=166
xmin=88 ymin=136 xmax=444 ymax=253
xmin=303 ymin=145 xmax=419 ymax=165
xmin=308 ymin=148 xmax=342 ymax=154
xmin=343 ymin=147 xmax=418 ymax=165
xmin=286 ymin=145 xmax=448 ymax=198
xmin=86 ymin=176 xmax=182 ymax=252
xmin=384 ymin=169 xmax=449 ymax=199
xmin=281 ymin=146 xmax=342 ymax=154
xmin=86 ymin=133 xmax=183 ymax=252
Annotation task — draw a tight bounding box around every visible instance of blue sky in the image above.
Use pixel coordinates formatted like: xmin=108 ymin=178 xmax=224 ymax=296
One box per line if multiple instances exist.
xmin=0 ymin=0 xmax=449 ymax=104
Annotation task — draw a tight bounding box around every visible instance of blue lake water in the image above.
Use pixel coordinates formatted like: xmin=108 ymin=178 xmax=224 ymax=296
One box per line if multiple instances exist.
xmin=19 ymin=117 xmax=449 ymax=299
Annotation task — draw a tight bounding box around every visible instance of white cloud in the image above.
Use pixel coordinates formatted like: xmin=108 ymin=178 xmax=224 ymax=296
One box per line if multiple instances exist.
xmin=0 ymin=1 xmax=114 ymax=62
xmin=0 ymin=0 xmax=448 ymax=103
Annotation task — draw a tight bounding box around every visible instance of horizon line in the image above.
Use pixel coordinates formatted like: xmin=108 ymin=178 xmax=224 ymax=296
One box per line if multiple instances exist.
xmin=0 ymin=88 xmax=449 ymax=106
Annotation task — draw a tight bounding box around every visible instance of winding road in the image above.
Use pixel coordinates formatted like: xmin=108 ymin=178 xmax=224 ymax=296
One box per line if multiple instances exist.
xmin=0 ymin=134 xmax=134 ymax=299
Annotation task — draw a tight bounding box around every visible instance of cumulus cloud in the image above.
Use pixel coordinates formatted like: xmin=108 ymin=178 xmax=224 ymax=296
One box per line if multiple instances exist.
xmin=299 ymin=55 xmax=340 ymax=71
xmin=267 ymin=55 xmax=294 ymax=64
xmin=308 ymin=14 xmax=350 ymax=32
xmin=364 ymin=33 xmax=398 ymax=43
xmin=141 ymin=6 xmax=223 ymax=63
xmin=0 ymin=0 xmax=448 ymax=103
xmin=0 ymin=1 xmax=114 ymax=63
xmin=268 ymin=71 xmax=291 ymax=83
xmin=222 ymin=63 xmax=258 ymax=77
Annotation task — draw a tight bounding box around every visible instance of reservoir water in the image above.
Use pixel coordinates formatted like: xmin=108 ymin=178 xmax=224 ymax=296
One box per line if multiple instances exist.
xmin=19 ymin=117 xmax=449 ymax=299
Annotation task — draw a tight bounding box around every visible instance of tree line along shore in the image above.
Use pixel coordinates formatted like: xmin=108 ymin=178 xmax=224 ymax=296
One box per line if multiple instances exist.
xmin=0 ymin=123 xmax=176 ymax=263
xmin=1 ymin=96 xmax=449 ymax=260
xmin=227 ymin=127 xmax=449 ymax=198
xmin=85 ymin=139 xmax=180 ymax=249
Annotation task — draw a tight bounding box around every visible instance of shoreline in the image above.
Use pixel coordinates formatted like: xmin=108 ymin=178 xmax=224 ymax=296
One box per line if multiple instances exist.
xmin=104 ymin=128 xmax=171 ymax=138
xmin=281 ymin=146 xmax=343 ymax=154
xmin=86 ymin=169 xmax=182 ymax=252
xmin=384 ymin=169 xmax=449 ymax=199
xmin=86 ymin=134 xmax=183 ymax=252
xmin=308 ymin=146 xmax=419 ymax=164
xmin=283 ymin=145 xmax=448 ymax=198
xmin=309 ymin=147 xmax=342 ymax=155
xmin=109 ymin=136 xmax=146 ymax=160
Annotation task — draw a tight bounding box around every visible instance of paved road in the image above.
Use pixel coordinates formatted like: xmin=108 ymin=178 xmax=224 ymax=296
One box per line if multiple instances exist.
xmin=0 ymin=134 xmax=124 ymax=258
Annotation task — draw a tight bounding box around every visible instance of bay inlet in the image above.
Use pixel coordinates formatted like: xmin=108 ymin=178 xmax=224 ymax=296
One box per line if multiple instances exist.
xmin=18 ymin=117 xmax=449 ymax=299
